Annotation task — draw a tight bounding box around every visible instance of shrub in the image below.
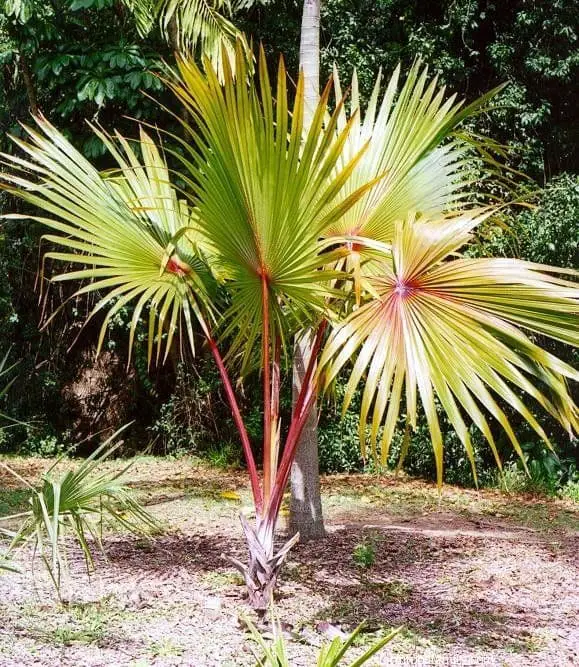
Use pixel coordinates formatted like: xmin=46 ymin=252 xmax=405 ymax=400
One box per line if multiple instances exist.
xmin=318 ymin=409 xmax=365 ymax=474
xmin=149 ymin=361 xmax=224 ymax=456
xmin=388 ymin=418 xmax=497 ymax=489
xmin=561 ymin=480 xmax=579 ymax=503
xmin=496 ymin=441 xmax=578 ymax=496
xmin=502 ymin=174 xmax=577 ymax=268
xmin=318 ymin=379 xmax=497 ymax=487
xmin=0 ymin=427 xmax=161 ymax=595
xmin=470 ymin=174 xmax=579 ymax=490
xmin=204 ymin=441 xmax=243 ymax=469
xmin=22 ymin=428 xmax=69 ymax=457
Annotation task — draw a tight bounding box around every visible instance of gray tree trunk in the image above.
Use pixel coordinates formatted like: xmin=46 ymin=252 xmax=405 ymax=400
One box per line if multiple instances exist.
xmin=288 ymin=0 xmax=326 ymax=542
xmin=298 ymin=0 xmax=320 ymax=123
xmin=289 ymin=331 xmax=326 ymax=540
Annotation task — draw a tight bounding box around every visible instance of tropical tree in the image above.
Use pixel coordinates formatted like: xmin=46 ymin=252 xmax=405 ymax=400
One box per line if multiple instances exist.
xmin=289 ymin=0 xmax=325 ymax=541
xmin=2 ymin=44 xmax=578 ymax=610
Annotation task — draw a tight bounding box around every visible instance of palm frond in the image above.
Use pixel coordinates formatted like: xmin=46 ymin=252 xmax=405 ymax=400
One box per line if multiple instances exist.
xmin=122 ymin=0 xmax=157 ymax=35
xmin=325 ymin=62 xmax=504 ymax=248
xmin=0 ymin=348 xmax=18 ymax=401
xmin=165 ymin=45 xmax=374 ymax=371
xmin=0 ymin=558 xmax=20 ymax=573
xmin=125 ymin=0 xmax=251 ymax=77
xmin=245 ymin=610 xmax=402 ymax=666
xmin=319 ymin=211 xmax=579 ymax=483
xmin=1 ymin=118 xmax=217 ymax=365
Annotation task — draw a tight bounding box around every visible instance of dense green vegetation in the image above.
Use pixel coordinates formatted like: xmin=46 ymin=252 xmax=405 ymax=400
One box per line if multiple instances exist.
xmin=0 ymin=0 xmax=577 ymax=496
xmin=250 ymin=0 xmax=578 ymax=178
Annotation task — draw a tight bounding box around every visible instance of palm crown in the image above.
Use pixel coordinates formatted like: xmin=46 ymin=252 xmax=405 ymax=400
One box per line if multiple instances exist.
xmin=2 ymin=43 xmax=577 ymax=609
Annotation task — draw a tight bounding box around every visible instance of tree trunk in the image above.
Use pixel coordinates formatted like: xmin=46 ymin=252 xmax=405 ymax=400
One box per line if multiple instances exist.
xmin=19 ymin=53 xmax=39 ymax=116
xmin=288 ymin=0 xmax=325 ymax=542
xmin=289 ymin=330 xmax=325 ymax=540
xmin=298 ymin=0 xmax=320 ymax=124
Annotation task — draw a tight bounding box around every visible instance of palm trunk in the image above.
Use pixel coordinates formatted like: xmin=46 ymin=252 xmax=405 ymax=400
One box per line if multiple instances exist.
xmin=288 ymin=0 xmax=326 ymax=542
xmin=299 ymin=0 xmax=320 ymax=124
xmin=219 ymin=319 xmax=326 ymax=612
xmin=226 ymin=515 xmax=299 ymax=613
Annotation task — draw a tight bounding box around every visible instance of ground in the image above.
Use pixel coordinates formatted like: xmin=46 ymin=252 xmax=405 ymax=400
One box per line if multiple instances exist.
xmin=0 ymin=457 xmax=577 ymax=666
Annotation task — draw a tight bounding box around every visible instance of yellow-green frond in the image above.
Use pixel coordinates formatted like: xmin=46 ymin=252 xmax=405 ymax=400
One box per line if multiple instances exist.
xmin=325 ymin=61 xmax=504 ymax=251
xmin=1 ymin=117 xmax=216 ymax=365
xmin=319 ymin=211 xmax=579 ymax=484
xmin=164 ymin=45 xmax=373 ymax=371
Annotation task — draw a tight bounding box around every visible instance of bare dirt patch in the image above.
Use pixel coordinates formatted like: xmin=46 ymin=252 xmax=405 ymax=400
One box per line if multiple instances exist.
xmin=0 ymin=458 xmax=577 ymax=666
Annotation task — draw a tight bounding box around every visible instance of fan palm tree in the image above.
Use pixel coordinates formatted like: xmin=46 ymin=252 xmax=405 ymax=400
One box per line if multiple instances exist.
xmin=2 ymin=44 xmax=577 ymax=610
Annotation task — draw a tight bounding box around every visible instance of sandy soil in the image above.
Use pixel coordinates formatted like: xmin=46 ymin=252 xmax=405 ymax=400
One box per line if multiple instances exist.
xmin=0 ymin=458 xmax=577 ymax=666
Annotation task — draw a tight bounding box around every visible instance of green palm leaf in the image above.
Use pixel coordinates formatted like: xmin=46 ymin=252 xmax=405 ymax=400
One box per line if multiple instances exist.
xmin=2 ymin=45 xmax=372 ymax=374
xmin=165 ymin=45 xmax=375 ymax=370
xmin=325 ymin=61 xmax=504 ymax=248
xmin=1 ymin=119 xmax=216 ymax=365
xmin=319 ymin=211 xmax=579 ymax=483
xmin=0 ymin=348 xmax=18 ymax=402
xmin=122 ymin=0 xmax=158 ymax=35
xmin=124 ymin=0 xmax=255 ymax=77
xmin=245 ymin=610 xmax=402 ymax=666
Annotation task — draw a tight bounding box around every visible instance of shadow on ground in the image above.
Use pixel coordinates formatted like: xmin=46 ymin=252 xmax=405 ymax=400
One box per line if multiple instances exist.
xmin=284 ymin=522 xmax=577 ymax=654
xmin=93 ymin=513 xmax=578 ymax=657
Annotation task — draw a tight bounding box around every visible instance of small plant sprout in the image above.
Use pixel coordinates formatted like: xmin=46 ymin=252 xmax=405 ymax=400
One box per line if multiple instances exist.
xmin=0 ymin=425 xmax=161 ymax=596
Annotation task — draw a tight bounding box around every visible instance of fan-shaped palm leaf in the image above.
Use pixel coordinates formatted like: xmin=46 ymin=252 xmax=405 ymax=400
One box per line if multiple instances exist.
xmin=1 ymin=119 xmax=216 ymax=365
xmin=165 ymin=46 xmax=375 ymax=369
xmin=325 ymin=62 xmax=504 ymax=248
xmin=319 ymin=211 xmax=579 ymax=483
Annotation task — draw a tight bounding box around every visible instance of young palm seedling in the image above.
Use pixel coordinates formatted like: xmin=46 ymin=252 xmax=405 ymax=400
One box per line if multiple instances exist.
xmin=0 ymin=427 xmax=161 ymax=597
xmin=246 ymin=611 xmax=402 ymax=666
